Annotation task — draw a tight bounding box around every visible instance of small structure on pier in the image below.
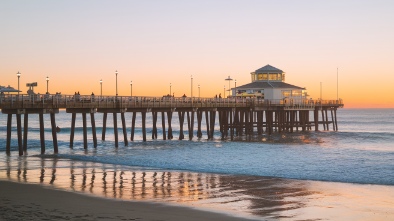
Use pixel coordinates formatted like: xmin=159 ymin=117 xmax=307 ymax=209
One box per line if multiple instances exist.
xmin=232 ymin=65 xmax=306 ymax=102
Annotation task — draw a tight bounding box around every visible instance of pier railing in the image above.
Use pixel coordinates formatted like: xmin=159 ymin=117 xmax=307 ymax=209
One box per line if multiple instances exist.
xmin=0 ymin=94 xmax=343 ymax=110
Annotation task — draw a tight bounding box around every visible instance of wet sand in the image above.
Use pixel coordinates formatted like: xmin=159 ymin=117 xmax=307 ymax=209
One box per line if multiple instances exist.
xmin=0 ymin=181 xmax=258 ymax=221
xmin=1 ymin=156 xmax=394 ymax=220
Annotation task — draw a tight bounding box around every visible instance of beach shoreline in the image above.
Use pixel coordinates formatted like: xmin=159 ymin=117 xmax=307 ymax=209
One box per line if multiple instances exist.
xmin=2 ymin=155 xmax=394 ymax=221
xmin=0 ymin=180 xmax=259 ymax=221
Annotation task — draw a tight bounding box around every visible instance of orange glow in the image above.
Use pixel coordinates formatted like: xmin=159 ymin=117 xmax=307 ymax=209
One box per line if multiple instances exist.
xmin=1 ymin=1 xmax=393 ymax=108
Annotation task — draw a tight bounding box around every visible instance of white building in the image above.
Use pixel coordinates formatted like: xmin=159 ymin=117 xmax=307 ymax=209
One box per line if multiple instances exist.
xmin=232 ymin=64 xmax=307 ymax=102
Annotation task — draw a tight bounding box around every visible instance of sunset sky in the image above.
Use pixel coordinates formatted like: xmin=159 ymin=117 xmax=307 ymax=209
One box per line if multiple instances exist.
xmin=1 ymin=0 xmax=393 ymax=108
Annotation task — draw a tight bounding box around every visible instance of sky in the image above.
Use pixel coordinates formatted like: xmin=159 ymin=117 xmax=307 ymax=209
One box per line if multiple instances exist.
xmin=1 ymin=0 xmax=393 ymax=108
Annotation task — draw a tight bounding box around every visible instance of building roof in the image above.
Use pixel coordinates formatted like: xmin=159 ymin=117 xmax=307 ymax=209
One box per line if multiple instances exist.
xmin=235 ymin=81 xmax=304 ymax=90
xmin=255 ymin=64 xmax=283 ymax=73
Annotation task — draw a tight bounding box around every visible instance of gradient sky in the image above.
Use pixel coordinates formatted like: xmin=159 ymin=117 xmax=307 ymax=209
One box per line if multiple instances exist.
xmin=1 ymin=0 xmax=393 ymax=108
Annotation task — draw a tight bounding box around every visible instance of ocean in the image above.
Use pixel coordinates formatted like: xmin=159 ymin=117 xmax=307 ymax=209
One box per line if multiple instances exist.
xmin=1 ymin=108 xmax=394 ymax=220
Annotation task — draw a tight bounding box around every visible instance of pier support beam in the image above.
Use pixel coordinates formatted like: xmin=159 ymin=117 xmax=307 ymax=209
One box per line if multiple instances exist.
xmin=130 ymin=112 xmax=136 ymax=141
xmin=6 ymin=114 xmax=12 ymax=155
xmin=102 ymin=113 xmax=107 ymax=141
xmin=152 ymin=112 xmax=158 ymax=140
xmin=142 ymin=112 xmax=147 ymax=142
xmin=178 ymin=111 xmax=185 ymax=140
xmin=91 ymin=113 xmax=97 ymax=148
xmin=205 ymin=111 xmax=210 ymax=139
xmin=39 ymin=112 xmax=45 ymax=154
xmin=167 ymin=111 xmax=173 ymax=139
xmin=113 ymin=113 xmax=118 ymax=147
xmin=197 ymin=110 xmax=202 ymax=138
xmin=82 ymin=113 xmax=88 ymax=149
xmin=70 ymin=113 xmax=76 ymax=148
xmin=161 ymin=112 xmax=166 ymax=140
xmin=121 ymin=112 xmax=128 ymax=145
xmin=314 ymin=109 xmax=319 ymax=131
xmin=16 ymin=113 xmax=23 ymax=156
xmin=50 ymin=113 xmax=58 ymax=153
xmin=23 ymin=113 xmax=28 ymax=152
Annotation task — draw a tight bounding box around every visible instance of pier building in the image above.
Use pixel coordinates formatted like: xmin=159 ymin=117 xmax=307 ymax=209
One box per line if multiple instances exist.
xmin=232 ymin=65 xmax=306 ymax=102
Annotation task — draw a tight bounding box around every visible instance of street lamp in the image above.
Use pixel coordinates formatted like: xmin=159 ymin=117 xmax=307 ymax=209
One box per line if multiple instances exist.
xmin=100 ymin=79 xmax=103 ymax=96
xmin=46 ymin=76 xmax=49 ymax=94
xmin=170 ymin=83 xmax=172 ymax=96
xmin=130 ymin=81 xmax=132 ymax=97
xmin=191 ymin=75 xmax=193 ymax=105
xmin=235 ymin=79 xmax=237 ymax=98
xmin=320 ymin=82 xmax=322 ymax=100
xmin=17 ymin=71 xmax=21 ymax=97
xmin=198 ymin=84 xmax=200 ymax=98
xmin=191 ymin=75 xmax=193 ymax=97
xmin=225 ymin=76 xmax=233 ymax=97
xmin=115 ymin=70 xmax=118 ymax=97
xmin=224 ymin=85 xmax=226 ymax=98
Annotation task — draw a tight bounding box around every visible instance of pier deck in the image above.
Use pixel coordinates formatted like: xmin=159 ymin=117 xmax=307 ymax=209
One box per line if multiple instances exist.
xmin=1 ymin=94 xmax=343 ymax=155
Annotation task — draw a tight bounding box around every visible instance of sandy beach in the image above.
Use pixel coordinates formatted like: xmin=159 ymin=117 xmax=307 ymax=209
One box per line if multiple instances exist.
xmin=1 ymin=154 xmax=394 ymax=221
xmin=0 ymin=180 xmax=258 ymax=221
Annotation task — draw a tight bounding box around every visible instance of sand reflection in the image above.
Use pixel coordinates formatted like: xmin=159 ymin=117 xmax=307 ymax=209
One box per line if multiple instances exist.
xmin=1 ymin=155 xmax=394 ymax=220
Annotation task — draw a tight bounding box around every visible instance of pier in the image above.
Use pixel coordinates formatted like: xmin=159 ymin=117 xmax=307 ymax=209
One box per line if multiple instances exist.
xmin=0 ymin=94 xmax=343 ymax=155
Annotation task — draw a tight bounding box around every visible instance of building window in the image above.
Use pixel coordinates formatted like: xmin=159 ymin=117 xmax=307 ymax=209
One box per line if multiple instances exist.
xmin=282 ymin=90 xmax=291 ymax=97
xmin=269 ymin=73 xmax=278 ymax=81
xmin=292 ymin=90 xmax=302 ymax=96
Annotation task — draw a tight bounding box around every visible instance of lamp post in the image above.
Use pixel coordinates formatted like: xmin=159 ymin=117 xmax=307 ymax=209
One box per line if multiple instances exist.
xmin=320 ymin=82 xmax=322 ymax=100
xmin=337 ymin=68 xmax=339 ymax=101
xmin=235 ymin=79 xmax=237 ymax=98
xmin=224 ymin=85 xmax=226 ymax=98
xmin=130 ymin=81 xmax=132 ymax=96
xmin=170 ymin=83 xmax=172 ymax=96
xmin=225 ymin=76 xmax=233 ymax=97
xmin=100 ymin=79 xmax=103 ymax=96
xmin=191 ymin=75 xmax=193 ymax=105
xmin=17 ymin=71 xmax=21 ymax=97
xmin=46 ymin=76 xmax=49 ymax=94
xmin=198 ymin=84 xmax=200 ymax=98
xmin=115 ymin=70 xmax=118 ymax=97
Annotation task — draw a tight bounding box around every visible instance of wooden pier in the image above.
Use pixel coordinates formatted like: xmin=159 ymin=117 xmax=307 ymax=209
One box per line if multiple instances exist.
xmin=0 ymin=94 xmax=343 ymax=155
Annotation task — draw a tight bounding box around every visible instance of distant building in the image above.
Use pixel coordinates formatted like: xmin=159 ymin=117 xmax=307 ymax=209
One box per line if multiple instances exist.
xmin=231 ymin=64 xmax=307 ymax=101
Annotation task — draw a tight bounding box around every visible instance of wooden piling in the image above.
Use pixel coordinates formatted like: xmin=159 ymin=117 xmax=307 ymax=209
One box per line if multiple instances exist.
xmin=82 ymin=113 xmax=88 ymax=149
xmin=187 ymin=111 xmax=194 ymax=140
xmin=197 ymin=110 xmax=202 ymax=138
xmin=161 ymin=112 xmax=166 ymax=140
xmin=6 ymin=114 xmax=12 ymax=155
xmin=205 ymin=111 xmax=210 ymax=139
xmin=230 ymin=109 xmax=234 ymax=141
xmin=334 ymin=108 xmax=338 ymax=131
xmin=102 ymin=113 xmax=107 ymax=141
xmin=152 ymin=112 xmax=157 ymax=140
xmin=130 ymin=112 xmax=136 ymax=141
xmin=90 ymin=113 xmax=97 ymax=148
xmin=141 ymin=112 xmax=146 ymax=142
xmin=113 ymin=113 xmax=118 ymax=147
xmin=178 ymin=111 xmax=185 ymax=140
xmin=70 ymin=113 xmax=76 ymax=148
xmin=50 ymin=113 xmax=58 ymax=153
xmin=209 ymin=111 xmax=216 ymax=139
xmin=314 ymin=109 xmax=319 ymax=131
xmin=16 ymin=113 xmax=23 ymax=156
xmin=167 ymin=111 xmax=173 ymax=139
xmin=23 ymin=113 xmax=28 ymax=152
xmin=121 ymin=112 xmax=128 ymax=145
xmin=39 ymin=112 xmax=45 ymax=154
